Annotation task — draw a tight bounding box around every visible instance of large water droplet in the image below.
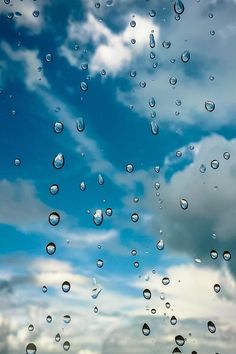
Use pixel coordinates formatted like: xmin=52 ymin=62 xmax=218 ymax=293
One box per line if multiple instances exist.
xmin=213 ymin=284 xmax=221 ymax=293
xmin=149 ymin=33 xmax=155 ymax=48
xmin=151 ymin=120 xmax=159 ymax=135
xmin=53 ymin=153 xmax=65 ymax=169
xmin=142 ymin=323 xmax=150 ymax=336
xmin=49 ymin=212 xmax=60 ymax=226
xmin=55 ymin=333 xmax=61 ymax=342
xmin=63 ymin=315 xmax=71 ymax=324
xmin=143 ymin=288 xmax=151 ymax=300
xmin=205 ymin=101 xmax=215 ymax=112
xmin=46 ymin=242 xmax=56 ymax=255
xmin=93 ymin=209 xmax=103 ymax=226
xmin=211 ymin=160 xmax=219 ymax=169
xmin=175 ymin=335 xmax=185 ymax=346
xmin=63 ymin=341 xmax=70 ymax=351
xmin=210 ymin=250 xmax=218 ymax=259
xmin=181 ymin=50 xmax=190 ymax=63
xmin=223 ymin=251 xmax=231 ymax=261
xmin=26 ymin=343 xmax=37 ymax=354
xmin=156 ymin=239 xmax=164 ymax=250
xmin=76 ymin=118 xmax=85 ymax=132
xmin=62 ymin=281 xmax=71 ymax=293
xmin=170 ymin=316 xmax=177 ymax=325
xmin=180 ymin=198 xmax=188 ymax=210
xmin=131 ymin=213 xmax=139 ymax=222
xmin=207 ymin=321 xmax=216 ymax=333
xmin=174 ymin=0 xmax=184 ymax=15
xmin=49 ymin=184 xmax=59 ymax=195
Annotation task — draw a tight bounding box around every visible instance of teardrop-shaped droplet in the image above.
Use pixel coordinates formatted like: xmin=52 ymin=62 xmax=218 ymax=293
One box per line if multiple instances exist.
xmin=149 ymin=97 xmax=156 ymax=108
xmin=55 ymin=333 xmax=61 ymax=342
xmin=62 ymin=281 xmax=71 ymax=293
xmin=207 ymin=321 xmax=216 ymax=333
xmin=180 ymin=198 xmax=188 ymax=210
xmin=63 ymin=341 xmax=70 ymax=351
xmin=223 ymin=151 xmax=230 ymax=160
xmin=181 ymin=50 xmax=190 ymax=63
xmin=174 ymin=0 xmax=184 ymax=15
xmin=26 ymin=343 xmax=37 ymax=354
xmin=97 ymin=259 xmax=104 ymax=268
xmin=142 ymin=323 xmax=150 ymax=336
xmin=175 ymin=335 xmax=185 ymax=346
xmin=213 ymin=284 xmax=221 ymax=293
xmin=98 ymin=173 xmax=104 ymax=185
xmin=93 ymin=209 xmax=103 ymax=226
xmin=80 ymin=81 xmax=88 ymax=91
xmin=49 ymin=184 xmax=59 ymax=195
xmin=162 ymin=277 xmax=170 ymax=285
xmin=143 ymin=288 xmax=152 ymax=300
xmin=172 ymin=348 xmax=182 ymax=353
xmin=210 ymin=250 xmax=218 ymax=259
xmin=199 ymin=164 xmax=206 ymax=173
xmin=46 ymin=242 xmax=56 ymax=255
xmin=170 ymin=316 xmax=177 ymax=325
xmin=156 ymin=239 xmax=164 ymax=250
xmin=126 ymin=164 xmax=134 ymax=173
xmin=149 ymin=33 xmax=155 ymax=48
xmin=49 ymin=212 xmax=60 ymax=226
xmin=46 ymin=315 xmax=52 ymax=323
xmin=223 ymin=251 xmax=231 ymax=261
xmin=151 ymin=120 xmax=159 ymax=135
xmin=80 ymin=181 xmax=86 ymax=191
xmin=211 ymin=160 xmax=219 ymax=169
xmin=53 ymin=122 xmax=63 ymax=133
xmin=76 ymin=118 xmax=85 ymax=132
xmin=205 ymin=101 xmax=215 ymax=112
xmin=28 ymin=324 xmax=34 ymax=331
xmin=53 ymin=153 xmax=65 ymax=169
xmin=131 ymin=213 xmax=139 ymax=222
xmin=63 ymin=315 xmax=71 ymax=324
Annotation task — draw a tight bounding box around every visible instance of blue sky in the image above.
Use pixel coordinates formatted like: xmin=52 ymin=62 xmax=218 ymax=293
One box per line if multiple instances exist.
xmin=0 ymin=0 xmax=236 ymax=353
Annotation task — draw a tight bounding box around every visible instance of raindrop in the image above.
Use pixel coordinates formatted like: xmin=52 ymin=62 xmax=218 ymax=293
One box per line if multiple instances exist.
xmin=97 ymin=259 xmax=104 ymax=268
xmin=211 ymin=160 xmax=219 ymax=169
xmin=149 ymin=10 xmax=156 ymax=17
xmin=93 ymin=209 xmax=103 ymax=226
xmin=98 ymin=173 xmax=104 ymax=185
xmin=131 ymin=38 xmax=136 ymax=44
xmin=156 ymin=239 xmax=164 ymax=250
xmin=131 ymin=213 xmax=139 ymax=222
xmin=174 ymin=0 xmax=184 ymax=15
xmin=63 ymin=341 xmax=70 ymax=351
xmin=151 ymin=120 xmax=159 ymax=135
xmin=80 ymin=181 xmax=86 ymax=191
xmin=210 ymin=250 xmax=218 ymax=259
xmin=162 ymin=277 xmax=170 ymax=285
xmin=208 ymin=13 xmax=213 ymax=18
xmin=142 ymin=323 xmax=150 ymax=336
xmin=207 ymin=321 xmax=216 ymax=333
xmin=180 ymin=198 xmax=188 ymax=210
xmin=46 ymin=315 xmax=52 ymax=323
xmin=76 ymin=118 xmax=85 ymax=132
xmin=181 ymin=50 xmax=190 ymax=63
xmin=81 ymin=63 xmax=88 ymax=70
xmin=143 ymin=288 xmax=152 ymax=300
xmin=26 ymin=343 xmax=37 ymax=354
xmin=53 ymin=122 xmax=63 ymax=133
xmin=170 ymin=316 xmax=177 ymax=325
xmin=80 ymin=82 xmax=88 ymax=91
xmin=33 ymin=10 xmax=39 ymax=17
xmin=223 ymin=152 xmax=230 ymax=160
xmin=210 ymin=30 xmax=215 ymax=36
xmin=55 ymin=333 xmax=61 ymax=342
xmin=45 ymin=54 xmax=52 ymax=62
xmin=175 ymin=335 xmax=185 ymax=346
xmin=149 ymin=33 xmax=155 ymax=48
xmin=213 ymin=284 xmax=221 ymax=293
xmin=205 ymin=101 xmax=215 ymax=112
xmin=105 ymin=208 xmax=112 ymax=216
xmin=49 ymin=184 xmax=59 ymax=195
xmin=49 ymin=212 xmax=60 ymax=226
xmin=63 ymin=315 xmax=71 ymax=324
xmin=126 ymin=164 xmax=134 ymax=173
xmin=53 ymin=153 xmax=65 ymax=169
xmin=14 ymin=158 xmax=21 ymax=166
xmin=199 ymin=164 xmax=206 ymax=173
xmin=62 ymin=281 xmax=71 ymax=293
xmin=149 ymin=97 xmax=156 ymax=108
xmin=46 ymin=242 xmax=56 ymax=255
xmin=28 ymin=324 xmax=34 ymax=331
xmin=169 ymin=77 xmax=177 ymax=85
xmin=195 ymin=258 xmax=202 ymax=263
xmin=223 ymin=251 xmax=231 ymax=261
xmin=162 ymin=41 xmax=171 ymax=48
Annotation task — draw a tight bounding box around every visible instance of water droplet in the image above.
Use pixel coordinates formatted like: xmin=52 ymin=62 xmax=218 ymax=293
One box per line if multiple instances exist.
xmin=26 ymin=343 xmax=37 ymax=354
xmin=49 ymin=212 xmax=60 ymax=226
xmin=181 ymin=50 xmax=190 ymax=63
xmin=97 ymin=259 xmax=104 ymax=268
xmin=223 ymin=152 xmax=230 ymax=160
xmin=154 ymin=166 xmax=160 ymax=173
xmin=53 ymin=122 xmax=63 ymax=133
xmin=213 ymin=284 xmax=221 ymax=293
xmin=28 ymin=324 xmax=34 ymax=331
xmin=175 ymin=99 xmax=182 ymax=106
xmin=156 ymin=239 xmax=164 ymax=250
xmin=149 ymin=97 xmax=156 ymax=108
xmin=63 ymin=341 xmax=70 ymax=351
xmin=223 ymin=251 xmax=231 ymax=261
xmin=98 ymin=173 xmax=104 ymax=185
xmin=149 ymin=10 xmax=156 ymax=17
xmin=162 ymin=277 xmax=170 ymax=285
xmin=131 ymin=249 xmax=137 ymax=256
xmin=170 ymin=316 xmax=177 ymax=325
xmin=42 ymin=285 xmax=47 ymax=293
xmin=126 ymin=164 xmax=134 ymax=173
xmin=62 ymin=281 xmax=71 ymax=293
xmin=53 ymin=153 xmax=65 ymax=169
xmin=175 ymin=335 xmax=185 ymax=346
xmin=76 ymin=117 xmax=85 ymax=132
xmin=134 ymin=261 xmax=139 ymax=268
xmin=46 ymin=242 xmax=56 ymax=255
xmin=33 ymin=10 xmax=39 ymax=17
xmin=165 ymin=302 xmax=170 ymax=308
xmin=172 ymin=348 xmax=182 ymax=354
xmin=55 ymin=333 xmax=61 ymax=342
xmin=199 ymin=164 xmax=206 ymax=173
xmin=153 ymin=62 xmax=158 ymax=69
xmin=80 ymin=82 xmax=88 ymax=91
xmin=80 ymin=181 xmax=86 ymax=191
xmin=131 ymin=213 xmax=139 ymax=222
xmin=205 ymin=101 xmax=215 ymax=112
xmin=14 ymin=158 xmax=21 ymax=166
xmin=207 ymin=321 xmax=216 ymax=333
xmin=162 ymin=41 xmax=171 ymax=48
xmin=210 ymin=30 xmax=215 ymax=36
xmin=46 ymin=315 xmax=52 ymax=323
xmin=174 ymin=0 xmax=184 ymax=15
xmin=208 ymin=13 xmax=213 ymax=18
xmin=91 ymin=287 xmax=102 ymax=299
xmin=130 ymin=70 xmax=136 ymax=77
xmin=150 ymin=52 xmax=156 ymax=60
xmin=94 ymin=306 xmax=98 ymax=313
xmin=143 ymin=288 xmax=152 ymax=300
xmin=63 ymin=315 xmax=71 ymax=324
xmin=131 ymin=38 xmax=136 ymax=44
xmin=139 ymin=81 xmax=146 ymax=88
xmin=154 ymin=182 xmax=160 ymax=190
xmin=210 ymin=250 xmax=218 ymax=259
xmin=211 ymin=160 xmax=219 ymax=169
xmin=105 ymin=208 xmax=112 ymax=216
xmin=209 ymin=75 xmax=215 ymax=81
xmin=151 ymin=308 xmax=156 ymax=314
xmin=7 ymin=12 xmax=14 ymax=19
xmin=142 ymin=323 xmax=150 ymax=336
xmin=130 ymin=20 xmax=136 ymax=27
xmin=180 ymin=198 xmax=188 ymax=210
xmin=93 ymin=209 xmax=103 ymax=226
xmin=169 ymin=77 xmax=177 ymax=85
xmin=176 ymin=150 xmax=182 ymax=157
xmin=151 ymin=120 xmax=159 ymax=135
xmin=149 ymin=33 xmax=155 ymax=48
xmin=195 ymin=258 xmax=202 ymax=263
xmin=45 ymin=54 xmax=52 ymax=62
xmin=81 ymin=63 xmax=88 ymax=70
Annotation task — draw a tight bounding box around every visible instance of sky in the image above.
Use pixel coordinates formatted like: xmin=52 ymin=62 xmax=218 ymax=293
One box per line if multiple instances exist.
xmin=0 ymin=0 xmax=236 ymax=353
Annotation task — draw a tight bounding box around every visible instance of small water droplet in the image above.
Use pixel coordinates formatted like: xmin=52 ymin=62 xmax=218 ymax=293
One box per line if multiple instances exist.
xmin=151 ymin=120 xmax=159 ymax=135
xmin=209 ymin=75 xmax=215 ymax=81
xmin=149 ymin=33 xmax=155 ymax=48
xmin=213 ymin=284 xmax=221 ymax=293
xmin=63 ymin=341 xmax=70 ymax=351
xmin=131 ymin=249 xmax=137 ymax=256
xmin=139 ymin=81 xmax=146 ymax=88
xmin=211 ymin=160 xmax=219 ymax=169
xmin=149 ymin=10 xmax=156 ymax=17
xmin=26 ymin=343 xmax=37 ymax=354
xmin=94 ymin=306 xmax=98 ymax=313
xmin=33 ymin=10 xmax=40 ymax=17
xmin=55 ymin=333 xmax=61 ymax=342
xmin=93 ymin=209 xmax=103 ymax=226
xmin=176 ymin=150 xmax=182 ymax=157
xmin=210 ymin=30 xmax=215 ymax=36
xmin=46 ymin=242 xmax=56 ymax=255
xmin=199 ymin=164 xmax=206 ymax=173
xmin=80 ymin=181 xmax=86 ymax=191
xmin=180 ymin=198 xmax=188 ymax=210
xmin=207 ymin=320 xmax=216 ymax=333
xmin=91 ymin=287 xmax=102 ymax=299
xmin=134 ymin=261 xmax=139 ymax=268
xmin=172 ymin=348 xmax=182 ymax=354
xmin=142 ymin=323 xmax=150 ymax=336
xmin=76 ymin=117 xmax=85 ymax=132
xmin=165 ymin=302 xmax=170 ymax=308
xmin=53 ymin=122 xmax=63 ymax=133
xmin=174 ymin=0 xmax=184 ymax=15
xmin=28 ymin=324 xmax=34 ymax=331
xmin=131 ymin=213 xmax=139 ymax=222
xmin=42 ymin=285 xmax=47 ymax=293
xmin=98 ymin=173 xmax=104 ymax=185
xmin=162 ymin=277 xmax=170 ymax=285
xmin=170 ymin=316 xmax=177 ymax=325
xmin=53 ymin=153 xmax=65 ymax=169
xmin=156 ymin=239 xmax=164 ymax=250
xmin=62 ymin=281 xmax=71 ymax=293
xmin=149 ymin=97 xmax=156 ymax=108
xmin=169 ymin=77 xmax=177 ymax=85
xmin=130 ymin=20 xmax=136 ymax=27
xmin=126 ymin=164 xmax=134 ymax=173
xmin=14 ymin=158 xmax=21 ymax=166
xmin=223 ymin=152 xmax=230 ymax=160
xmin=45 ymin=54 xmax=52 ymax=62
xmin=162 ymin=41 xmax=171 ymax=48
xmin=105 ymin=208 xmax=112 ymax=216
xmin=63 ymin=315 xmax=71 ymax=324
xmin=223 ymin=251 xmax=231 ymax=261
xmin=175 ymin=335 xmax=185 ymax=346
xmin=46 ymin=315 xmax=52 ymax=323
xmin=181 ymin=50 xmax=190 ymax=63
xmin=151 ymin=308 xmax=156 ymax=314
xmin=80 ymin=82 xmax=88 ymax=91
xmin=205 ymin=101 xmax=215 ymax=112
xmin=130 ymin=70 xmax=136 ymax=77
xmin=210 ymin=250 xmax=218 ymax=259
xmin=97 ymin=259 xmax=104 ymax=268
xmin=143 ymin=288 xmax=151 ymax=300
xmin=49 ymin=212 xmax=60 ymax=226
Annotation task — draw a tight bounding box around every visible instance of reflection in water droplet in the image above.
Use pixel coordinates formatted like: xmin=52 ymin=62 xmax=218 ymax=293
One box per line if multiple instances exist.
xmin=210 ymin=250 xmax=218 ymax=259
xmin=199 ymin=164 xmax=206 ymax=173
xmin=49 ymin=212 xmax=60 ymax=226
xmin=131 ymin=213 xmax=139 ymax=222
xmin=149 ymin=33 xmax=155 ymax=48
xmin=170 ymin=316 xmax=177 ymax=325
xmin=174 ymin=0 xmax=184 ymax=15
xmin=142 ymin=323 xmax=150 ymax=336
xmin=63 ymin=315 xmax=71 ymax=324
xmin=211 ymin=160 xmax=219 ymax=169
xmin=55 ymin=333 xmax=61 ymax=342
xmin=205 ymin=101 xmax=215 ymax=112
xmin=97 ymin=259 xmax=104 ymax=268
xmin=213 ymin=284 xmax=221 ymax=293
xmin=223 ymin=152 xmax=230 ymax=160
xmin=223 ymin=251 xmax=231 ymax=261
xmin=105 ymin=208 xmax=112 ymax=216
xmin=207 ymin=320 xmax=216 ymax=333
xmin=98 ymin=173 xmax=104 ymax=185
xmin=46 ymin=242 xmax=56 ymax=255
xmin=80 ymin=82 xmax=88 ymax=91
xmin=151 ymin=120 xmax=159 ymax=135
xmin=175 ymin=335 xmax=185 ymax=346
xmin=181 ymin=50 xmax=190 ymax=63
xmin=26 ymin=343 xmax=37 ymax=354
xmin=76 ymin=118 xmax=85 ymax=132
xmin=63 ymin=341 xmax=70 ymax=351
xmin=180 ymin=198 xmax=188 ymax=210
xmin=156 ymin=239 xmax=164 ymax=250
xmin=162 ymin=277 xmax=170 ymax=285
xmin=143 ymin=288 xmax=151 ymax=300
xmin=53 ymin=153 xmax=65 ymax=169
xmin=62 ymin=281 xmax=71 ymax=293
xmin=53 ymin=122 xmax=63 ymax=133
xmin=126 ymin=164 xmax=134 ymax=173
xmin=93 ymin=209 xmax=103 ymax=226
